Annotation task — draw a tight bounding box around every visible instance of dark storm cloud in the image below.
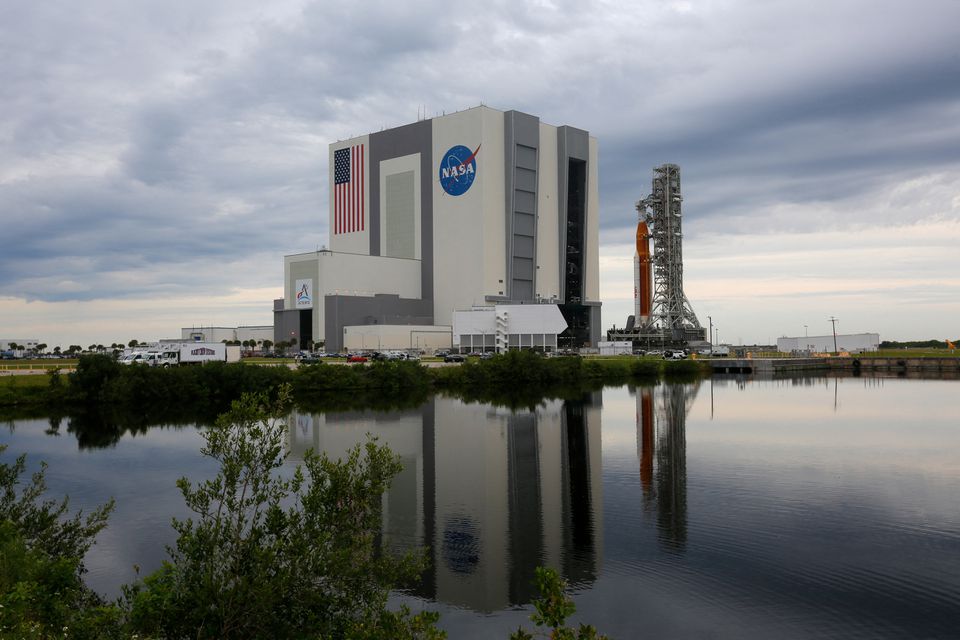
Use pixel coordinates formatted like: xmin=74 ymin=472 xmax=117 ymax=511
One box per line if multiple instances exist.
xmin=1 ymin=0 xmax=958 ymax=311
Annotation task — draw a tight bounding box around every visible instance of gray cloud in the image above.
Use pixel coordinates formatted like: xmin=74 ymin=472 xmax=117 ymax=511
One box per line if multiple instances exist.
xmin=1 ymin=0 xmax=958 ymax=338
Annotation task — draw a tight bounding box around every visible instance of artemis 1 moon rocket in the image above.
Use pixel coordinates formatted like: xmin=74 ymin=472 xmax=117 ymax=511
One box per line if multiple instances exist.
xmin=634 ymin=220 xmax=652 ymax=325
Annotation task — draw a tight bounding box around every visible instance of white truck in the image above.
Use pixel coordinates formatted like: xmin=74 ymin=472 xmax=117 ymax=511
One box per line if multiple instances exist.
xmin=703 ymin=344 xmax=731 ymax=357
xmin=121 ymin=343 xmax=240 ymax=366
xmin=178 ymin=343 xmax=241 ymax=364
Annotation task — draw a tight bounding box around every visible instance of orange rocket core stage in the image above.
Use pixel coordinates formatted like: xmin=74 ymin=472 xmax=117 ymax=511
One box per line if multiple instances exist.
xmin=636 ymin=221 xmax=652 ymax=319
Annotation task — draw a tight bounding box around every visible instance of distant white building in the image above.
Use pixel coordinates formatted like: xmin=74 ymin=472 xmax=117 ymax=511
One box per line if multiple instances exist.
xmin=1 ymin=339 xmax=39 ymax=352
xmin=777 ymin=333 xmax=880 ymax=354
xmin=181 ymin=326 xmax=274 ymax=344
xmin=598 ymin=341 xmax=632 ymax=356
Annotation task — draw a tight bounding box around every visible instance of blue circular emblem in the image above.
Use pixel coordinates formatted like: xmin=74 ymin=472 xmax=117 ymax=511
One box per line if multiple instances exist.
xmin=438 ymin=144 xmax=479 ymax=196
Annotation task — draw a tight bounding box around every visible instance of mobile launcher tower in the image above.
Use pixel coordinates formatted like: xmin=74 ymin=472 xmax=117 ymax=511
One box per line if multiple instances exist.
xmin=612 ymin=164 xmax=706 ymax=348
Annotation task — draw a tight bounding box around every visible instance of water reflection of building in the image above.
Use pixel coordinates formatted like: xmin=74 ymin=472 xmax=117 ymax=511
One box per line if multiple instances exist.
xmin=636 ymin=382 xmax=700 ymax=551
xmin=286 ymin=394 xmax=603 ymax=613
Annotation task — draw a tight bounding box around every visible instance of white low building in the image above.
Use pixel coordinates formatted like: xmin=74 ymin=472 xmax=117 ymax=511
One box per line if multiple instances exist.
xmin=598 ymin=341 xmax=632 ymax=356
xmin=181 ymin=326 xmax=274 ymax=345
xmin=452 ymin=304 xmax=568 ymax=353
xmin=1 ymin=339 xmax=39 ymax=352
xmin=777 ymin=333 xmax=880 ymax=354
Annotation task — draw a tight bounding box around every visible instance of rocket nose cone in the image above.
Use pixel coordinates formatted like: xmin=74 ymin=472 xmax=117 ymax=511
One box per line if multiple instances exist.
xmin=636 ymin=221 xmax=650 ymax=257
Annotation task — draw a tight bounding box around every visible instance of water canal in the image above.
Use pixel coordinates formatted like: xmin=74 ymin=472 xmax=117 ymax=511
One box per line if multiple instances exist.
xmin=3 ymin=376 xmax=959 ymax=638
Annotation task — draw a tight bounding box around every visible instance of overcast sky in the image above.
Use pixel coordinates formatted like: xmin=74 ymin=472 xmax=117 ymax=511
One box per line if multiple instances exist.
xmin=2 ymin=0 xmax=958 ymax=348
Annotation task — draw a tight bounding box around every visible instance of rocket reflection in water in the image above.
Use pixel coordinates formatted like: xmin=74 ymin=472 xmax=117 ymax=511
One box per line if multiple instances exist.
xmin=285 ymin=394 xmax=603 ymax=613
xmin=637 ymin=382 xmax=700 ymax=551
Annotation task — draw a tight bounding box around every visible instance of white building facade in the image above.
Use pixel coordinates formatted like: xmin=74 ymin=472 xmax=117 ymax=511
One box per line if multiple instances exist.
xmin=452 ymin=305 xmax=568 ymax=353
xmin=777 ymin=333 xmax=880 ymax=354
xmin=276 ymin=106 xmax=601 ymax=352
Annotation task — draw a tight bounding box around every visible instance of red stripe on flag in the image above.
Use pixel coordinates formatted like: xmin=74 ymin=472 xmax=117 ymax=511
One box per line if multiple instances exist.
xmin=354 ymin=146 xmax=358 ymax=232
xmin=355 ymin=145 xmax=360 ymax=232
xmin=360 ymin=145 xmax=366 ymax=231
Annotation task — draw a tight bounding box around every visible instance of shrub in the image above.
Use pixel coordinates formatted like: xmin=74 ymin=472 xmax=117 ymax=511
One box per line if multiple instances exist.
xmin=0 ymin=445 xmax=118 ymax=638
xmin=510 ymin=566 xmax=607 ymax=640
xmin=124 ymin=385 xmax=442 ymax=639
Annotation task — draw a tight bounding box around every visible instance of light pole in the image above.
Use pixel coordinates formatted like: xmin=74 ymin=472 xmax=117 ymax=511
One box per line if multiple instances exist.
xmin=829 ymin=317 xmax=839 ymax=354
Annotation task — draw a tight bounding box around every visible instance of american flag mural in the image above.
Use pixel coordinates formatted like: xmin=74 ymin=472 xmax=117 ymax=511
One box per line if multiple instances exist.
xmin=333 ymin=144 xmax=364 ymax=235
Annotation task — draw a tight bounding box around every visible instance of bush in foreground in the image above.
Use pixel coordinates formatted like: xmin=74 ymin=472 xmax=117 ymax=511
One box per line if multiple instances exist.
xmin=123 ymin=386 xmax=442 ymax=639
xmin=0 ymin=445 xmax=118 ymax=639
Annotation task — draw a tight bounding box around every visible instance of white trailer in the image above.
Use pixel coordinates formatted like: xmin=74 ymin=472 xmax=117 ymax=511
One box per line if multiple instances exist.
xmin=598 ymin=341 xmax=632 ymax=356
xmin=179 ymin=343 xmax=241 ymax=364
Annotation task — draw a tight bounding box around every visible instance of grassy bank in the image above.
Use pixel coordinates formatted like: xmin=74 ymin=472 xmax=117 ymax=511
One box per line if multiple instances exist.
xmin=0 ymin=353 xmax=710 ymax=413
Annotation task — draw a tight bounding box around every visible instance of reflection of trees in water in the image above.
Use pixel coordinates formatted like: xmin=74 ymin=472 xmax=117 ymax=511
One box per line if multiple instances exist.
xmin=638 ymin=382 xmax=700 ymax=552
xmin=65 ymin=407 xmax=210 ymax=449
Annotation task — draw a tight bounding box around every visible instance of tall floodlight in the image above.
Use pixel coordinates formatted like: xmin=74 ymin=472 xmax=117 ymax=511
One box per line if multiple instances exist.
xmin=637 ymin=164 xmax=703 ymax=341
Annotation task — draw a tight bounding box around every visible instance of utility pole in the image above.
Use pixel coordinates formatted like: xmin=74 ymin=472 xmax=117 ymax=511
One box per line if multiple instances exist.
xmin=829 ymin=317 xmax=839 ymax=354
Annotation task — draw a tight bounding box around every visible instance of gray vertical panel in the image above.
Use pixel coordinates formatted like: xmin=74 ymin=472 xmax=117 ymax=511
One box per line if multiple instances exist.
xmin=368 ymin=121 xmax=433 ymax=313
xmin=589 ymin=305 xmax=602 ymax=346
xmin=504 ymin=111 xmax=540 ymax=302
xmin=556 ymin=126 xmax=589 ymax=303
xmin=385 ymin=171 xmax=415 ymax=259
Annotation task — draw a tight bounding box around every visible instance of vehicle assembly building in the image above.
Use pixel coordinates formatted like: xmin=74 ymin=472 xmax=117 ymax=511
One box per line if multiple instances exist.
xmin=275 ymin=105 xmax=601 ymax=352
xmin=610 ymin=164 xmax=706 ymax=348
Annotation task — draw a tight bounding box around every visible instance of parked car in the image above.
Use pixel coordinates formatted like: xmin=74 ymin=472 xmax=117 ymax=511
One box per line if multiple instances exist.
xmin=443 ymin=353 xmax=465 ymax=363
xmin=664 ymin=350 xmax=687 ymax=360
xmin=347 ymin=355 xmax=368 ymax=363
xmin=480 ymin=352 xmax=495 ymax=360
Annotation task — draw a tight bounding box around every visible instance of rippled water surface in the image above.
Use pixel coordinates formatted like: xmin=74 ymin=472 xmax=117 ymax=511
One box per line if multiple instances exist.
xmin=3 ymin=377 xmax=959 ymax=638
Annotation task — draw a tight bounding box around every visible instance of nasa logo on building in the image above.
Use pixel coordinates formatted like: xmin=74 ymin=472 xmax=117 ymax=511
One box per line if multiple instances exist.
xmin=439 ymin=144 xmax=480 ymax=196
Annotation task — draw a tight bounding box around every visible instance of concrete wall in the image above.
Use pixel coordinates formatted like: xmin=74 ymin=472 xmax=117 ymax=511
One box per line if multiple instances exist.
xmin=536 ymin=123 xmax=560 ymax=302
xmin=324 ymin=294 xmax=433 ymax=352
xmin=285 ymin=250 xmax=421 ymax=344
xmin=432 ymin=106 xmax=506 ymax=327
xmin=343 ymin=324 xmax=451 ymax=351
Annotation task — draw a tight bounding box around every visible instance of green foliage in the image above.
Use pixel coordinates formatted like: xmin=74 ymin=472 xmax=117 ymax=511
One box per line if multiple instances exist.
xmin=879 ymin=339 xmax=956 ymax=349
xmin=124 ymin=385 xmax=442 ymax=639
xmin=0 ymin=446 xmax=119 ymax=638
xmin=630 ymin=358 xmax=661 ymax=378
xmin=292 ymin=360 xmax=431 ymax=399
xmin=510 ymin=567 xmax=608 ymax=640
xmin=0 ymin=444 xmax=113 ymax=565
xmin=0 ymin=522 xmax=122 ymax=639
xmin=663 ymin=358 xmax=708 ymax=379
xmin=67 ymin=354 xmax=123 ymax=404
